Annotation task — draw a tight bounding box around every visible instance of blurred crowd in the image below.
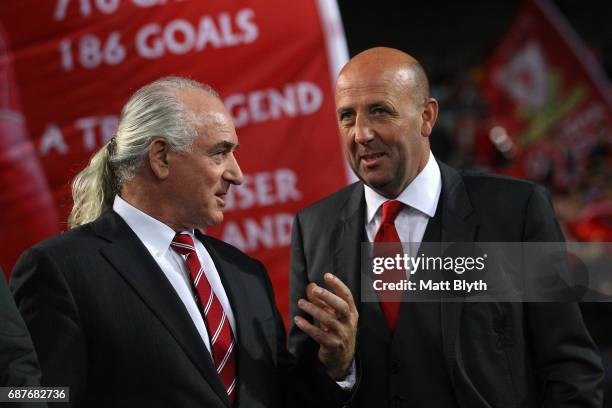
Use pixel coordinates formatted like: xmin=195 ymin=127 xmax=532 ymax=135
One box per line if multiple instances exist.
xmin=429 ymin=69 xmax=611 ymax=243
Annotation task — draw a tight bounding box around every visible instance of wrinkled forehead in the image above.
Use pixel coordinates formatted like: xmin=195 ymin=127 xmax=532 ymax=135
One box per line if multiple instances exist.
xmin=335 ymin=66 xmax=418 ymax=106
xmin=190 ymin=109 xmax=239 ymax=151
xmin=193 ymin=112 xmax=238 ymax=148
xmin=179 ymin=90 xmax=235 ymax=133
xmin=193 ymin=109 xmax=233 ymax=131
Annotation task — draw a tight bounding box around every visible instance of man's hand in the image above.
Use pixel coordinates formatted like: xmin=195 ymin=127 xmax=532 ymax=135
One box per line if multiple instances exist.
xmin=293 ymin=273 xmax=358 ymax=380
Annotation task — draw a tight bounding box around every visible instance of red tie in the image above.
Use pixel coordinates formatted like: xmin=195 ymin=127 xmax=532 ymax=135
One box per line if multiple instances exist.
xmin=373 ymin=200 xmax=405 ymax=331
xmin=171 ymin=233 xmax=237 ymax=404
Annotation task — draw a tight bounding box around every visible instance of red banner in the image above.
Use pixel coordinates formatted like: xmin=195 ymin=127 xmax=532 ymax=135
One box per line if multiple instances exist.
xmin=0 ymin=0 xmax=349 ymax=320
xmin=481 ymin=0 xmax=612 ymax=192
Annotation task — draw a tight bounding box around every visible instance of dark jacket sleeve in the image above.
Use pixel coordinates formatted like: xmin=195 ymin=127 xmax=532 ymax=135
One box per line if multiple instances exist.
xmin=286 ymin=214 xmax=358 ymax=407
xmin=252 ymin=248 xmax=354 ymax=408
xmin=10 ymin=248 xmax=88 ymax=407
xmin=288 ymin=213 xmax=311 ymax=359
xmin=0 ymin=268 xmax=42 ymax=388
xmin=523 ymin=186 xmax=604 ymax=407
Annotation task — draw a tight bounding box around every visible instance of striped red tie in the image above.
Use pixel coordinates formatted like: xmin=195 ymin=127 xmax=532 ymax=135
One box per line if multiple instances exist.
xmin=171 ymin=233 xmax=237 ymax=403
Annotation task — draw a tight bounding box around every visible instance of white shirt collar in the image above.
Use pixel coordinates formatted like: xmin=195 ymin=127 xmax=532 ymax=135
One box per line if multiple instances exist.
xmin=113 ymin=195 xmax=192 ymax=257
xmin=364 ymin=151 xmax=442 ymax=223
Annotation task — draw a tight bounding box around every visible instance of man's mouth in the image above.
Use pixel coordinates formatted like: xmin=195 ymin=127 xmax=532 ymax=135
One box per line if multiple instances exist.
xmin=360 ymin=152 xmax=385 ymax=166
xmin=215 ymin=192 xmax=227 ymax=205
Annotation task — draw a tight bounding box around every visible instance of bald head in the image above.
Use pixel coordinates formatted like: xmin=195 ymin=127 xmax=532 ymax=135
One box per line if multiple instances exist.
xmin=337 ymin=47 xmax=429 ymax=104
xmin=334 ymin=47 xmax=438 ymax=198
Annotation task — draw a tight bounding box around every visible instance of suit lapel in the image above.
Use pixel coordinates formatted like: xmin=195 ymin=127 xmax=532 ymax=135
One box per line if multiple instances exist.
xmin=333 ymin=183 xmax=391 ymax=341
xmin=332 ymin=183 xmax=364 ymax=300
xmin=93 ymin=211 xmax=230 ymax=407
xmin=198 ymin=234 xmax=262 ymax=407
xmin=439 ymin=162 xmax=479 ymax=244
xmin=437 ymin=162 xmax=488 ymax=405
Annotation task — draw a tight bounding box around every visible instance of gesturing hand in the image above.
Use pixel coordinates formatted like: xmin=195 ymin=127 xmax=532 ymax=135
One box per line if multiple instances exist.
xmin=294 ymin=273 xmax=358 ymax=380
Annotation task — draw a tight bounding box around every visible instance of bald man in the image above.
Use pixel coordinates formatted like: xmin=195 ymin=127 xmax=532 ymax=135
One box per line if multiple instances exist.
xmin=288 ymin=47 xmax=603 ymax=407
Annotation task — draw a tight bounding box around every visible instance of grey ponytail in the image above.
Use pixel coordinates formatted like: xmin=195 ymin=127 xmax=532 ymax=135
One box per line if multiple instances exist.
xmin=68 ymin=76 xmax=218 ymax=228
xmin=68 ymin=141 xmax=116 ymax=228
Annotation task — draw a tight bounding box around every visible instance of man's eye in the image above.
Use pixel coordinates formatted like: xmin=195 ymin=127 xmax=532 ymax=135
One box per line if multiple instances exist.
xmin=371 ymin=107 xmax=388 ymax=115
xmin=212 ymin=150 xmax=229 ymax=158
xmin=339 ymin=112 xmax=354 ymax=121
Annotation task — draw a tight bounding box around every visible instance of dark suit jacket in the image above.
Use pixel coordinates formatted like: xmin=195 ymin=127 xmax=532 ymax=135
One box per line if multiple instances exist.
xmin=289 ymin=162 xmax=604 ymax=407
xmin=10 ymin=210 xmax=350 ymax=408
xmin=0 ymin=267 xmax=42 ymax=389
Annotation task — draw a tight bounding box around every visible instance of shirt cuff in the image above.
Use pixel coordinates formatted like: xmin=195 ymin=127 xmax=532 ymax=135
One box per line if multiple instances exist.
xmin=335 ymin=359 xmax=356 ymax=390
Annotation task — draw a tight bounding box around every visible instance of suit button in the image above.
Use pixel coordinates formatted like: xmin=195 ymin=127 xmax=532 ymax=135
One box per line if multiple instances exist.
xmin=391 ymin=395 xmax=404 ymax=407
xmin=391 ymin=362 xmax=401 ymax=374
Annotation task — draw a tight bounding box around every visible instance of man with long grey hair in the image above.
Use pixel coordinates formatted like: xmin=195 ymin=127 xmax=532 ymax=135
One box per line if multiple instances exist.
xmin=10 ymin=76 xmax=358 ymax=407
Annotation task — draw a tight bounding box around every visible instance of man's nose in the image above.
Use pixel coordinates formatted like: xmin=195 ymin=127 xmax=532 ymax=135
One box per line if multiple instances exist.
xmin=354 ymin=115 xmax=375 ymax=144
xmin=225 ymin=152 xmax=244 ymax=185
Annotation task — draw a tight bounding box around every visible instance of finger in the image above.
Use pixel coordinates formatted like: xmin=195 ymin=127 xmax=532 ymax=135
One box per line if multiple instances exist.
xmin=307 ymin=283 xmax=350 ymax=320
xmin=293 ymin=316 xmax=341 ymax=349
xmin=312 ymin=298 xmax=337 ymax=318
xmin=297 ymin=299 xmax=342 ymax=333
xmin=306 ymin=285 xmax=339 ymax=319
xmin=298 ymin=298 xmax=339 ymax=328
xmin=324 ymin=273 xmax=357 ymax=314
xmin=301 ymin=289 xmax=335 ymax=331
xmin=306 ymin=283 xmax=334 ymax=312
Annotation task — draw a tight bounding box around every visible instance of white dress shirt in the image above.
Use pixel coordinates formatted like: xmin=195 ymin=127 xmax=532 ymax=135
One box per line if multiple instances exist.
xmin=365 ymin=151 xmax=442 ymax=260
xmin=113 ymin=195 xmax=237 ymax=354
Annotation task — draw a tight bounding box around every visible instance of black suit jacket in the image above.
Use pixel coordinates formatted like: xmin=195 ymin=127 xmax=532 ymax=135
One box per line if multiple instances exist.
xmin=10 ymin=210 xmax=350 ymax=408
xmin=289 ymin=162 xmax=604 ymax=407
xmin=0 ymin=267 xmax=42 ymax=389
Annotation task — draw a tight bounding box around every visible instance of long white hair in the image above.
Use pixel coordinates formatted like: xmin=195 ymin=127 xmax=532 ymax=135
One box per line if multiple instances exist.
xmin=69 ymin=76 xmax=218 ymax=228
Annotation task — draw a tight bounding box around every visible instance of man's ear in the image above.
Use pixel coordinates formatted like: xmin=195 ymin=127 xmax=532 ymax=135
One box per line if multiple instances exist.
xmin=148 ymin=138 xmax=171 ymax=180
xmin=421 ymin=97 xmax=439 ymax=137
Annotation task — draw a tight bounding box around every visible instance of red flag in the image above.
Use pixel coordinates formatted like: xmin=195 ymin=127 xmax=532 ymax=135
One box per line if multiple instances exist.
xmin=0 ymin=23 xmax=61 ymax=277
xmin=481 ymin=0 xmax=612 ymax=192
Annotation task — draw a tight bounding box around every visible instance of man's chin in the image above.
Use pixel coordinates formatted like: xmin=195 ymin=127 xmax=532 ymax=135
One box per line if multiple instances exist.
xmin=361 ymin=177 xmax=403 ymax=198
xmin=200 ymin=212 xmax=224 ymax=229
xmin=359 ymin=173 xmax=392 ymax=190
